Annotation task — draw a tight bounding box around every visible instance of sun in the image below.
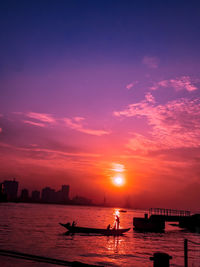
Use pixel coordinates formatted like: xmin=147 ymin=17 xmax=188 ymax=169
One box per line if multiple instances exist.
xmin=113 ymin=176 xmax=125 ymax=186
xmin=110 ymin=162 xmax=126 ymax=187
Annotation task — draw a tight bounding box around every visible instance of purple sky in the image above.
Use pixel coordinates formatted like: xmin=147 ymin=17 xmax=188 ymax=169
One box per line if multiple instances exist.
xmin=1 ymin=0 xmax=200 ymax=209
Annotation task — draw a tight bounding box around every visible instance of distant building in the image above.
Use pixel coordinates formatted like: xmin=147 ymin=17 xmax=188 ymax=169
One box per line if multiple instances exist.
xmin=3 ymin=179 xmax=18 ymax=201
xmin=61 ymin=185 xmax=70 ymax=202
xmin=20 ymin=189 xmax=29 ymax=202
xmin=0 ymin=183 xmax=3 ymax=194
xmin=55 ymin=185 xmax=70 ymax=203
xmin=41 ymin=187 xmax=56 ymax=203
xmin=41 ymin=185 xmax=70 ymax=204
xmin=32 ymin=190 xmax=40 ymax=202
xmin=0 ymin=183 xmax=7 ymax=202
xmin=72 ymin=195 xmax=92 ymax=205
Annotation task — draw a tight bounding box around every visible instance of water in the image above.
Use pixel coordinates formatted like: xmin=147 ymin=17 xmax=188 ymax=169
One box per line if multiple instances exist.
xmin=0 ymin=203 xmax=200 ymax=266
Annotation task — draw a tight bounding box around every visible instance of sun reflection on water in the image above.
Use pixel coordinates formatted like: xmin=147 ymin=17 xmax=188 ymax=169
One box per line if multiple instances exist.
xmin=106 ymin=236 xmax=121 ymax=253
xmin=113 ymin=208 xmax=120 ymax=217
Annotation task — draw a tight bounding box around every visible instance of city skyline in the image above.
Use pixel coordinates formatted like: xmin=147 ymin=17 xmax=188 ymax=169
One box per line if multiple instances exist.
xmin=0 ymin=178 xmax=94 ymax=206
xmin=1 ymin=0 xmax=200 ymax=210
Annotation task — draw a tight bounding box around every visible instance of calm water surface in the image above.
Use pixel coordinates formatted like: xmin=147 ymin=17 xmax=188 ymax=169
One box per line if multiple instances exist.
xmin=0 ymin=203 xmax=200 ymax=266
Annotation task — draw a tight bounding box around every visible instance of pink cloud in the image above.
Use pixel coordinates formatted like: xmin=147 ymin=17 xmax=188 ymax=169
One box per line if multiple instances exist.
xmin=126 ymin=81 xmax=138 ymax=90
xmin=74 ymin=116 xmax=85 ymax=122
xmin=0 ymin=142 xmax=101 ymax=159
xmin=151 ymin=76 xmax=198 ymax=92
xmin=12 ymin=111 xmax=110 ymax=135
xmin=142 ymin=56 xmax=159 ymax=69
xmin=64 ymin=117 xmax=110 ymax=136
xmin=127 ymin=133 xmax=158 ymax=152
xmin=22 ymin=146 xmax=101 ymax=158
xmin=26 ymin=112 xmax=55 ymax=123
xmin=114 ymin=97 xmax=200 ymax=152
xmin=145 ymin=92 xmax=155 ymax=103
xmin=23 ymin=120 xmax=45 ymax=127
xmin=114 ymin=100 xmax=150 ymax=117
xmin=170 ymin=76 xmax=197 ymax=91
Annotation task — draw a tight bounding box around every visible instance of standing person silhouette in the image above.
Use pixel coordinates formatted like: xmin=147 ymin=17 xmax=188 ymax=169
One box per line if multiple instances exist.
xmin=115 ymin=215 xmax=120 ymax=229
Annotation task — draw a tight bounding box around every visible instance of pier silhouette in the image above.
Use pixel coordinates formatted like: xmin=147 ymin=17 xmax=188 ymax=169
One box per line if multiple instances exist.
xmin=133 ymin=208 xmax=200 ymax=232
xmin=149 ymin=208 xmax=191 ymax=222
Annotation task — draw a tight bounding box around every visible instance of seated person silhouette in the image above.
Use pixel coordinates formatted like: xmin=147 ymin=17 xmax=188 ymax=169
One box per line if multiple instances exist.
xmin=72 ymin=221 xmax=76 ymax=227
xmin=107 ymin=224 xmax=111 ymax=230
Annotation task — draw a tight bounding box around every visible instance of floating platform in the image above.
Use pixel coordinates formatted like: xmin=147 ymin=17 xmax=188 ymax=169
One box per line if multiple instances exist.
xmin=133 ymin=213 xmax=165 ymax=232
xmin=179 ymin=214 xmax=200 ymax=233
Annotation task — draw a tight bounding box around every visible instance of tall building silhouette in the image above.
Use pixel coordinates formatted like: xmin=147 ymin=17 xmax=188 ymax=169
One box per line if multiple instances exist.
xmin=3 ymin=179 xmax=18 ymax=201
xmin=20 ymin=188 xmax=29 ymax=202
xmin=41 ymin=185 xmax=70 ymax=203
xmin=0 ymin=183 xmax=7 ymax=202
xmin=41 ymin=187 xmax=56 ymax=203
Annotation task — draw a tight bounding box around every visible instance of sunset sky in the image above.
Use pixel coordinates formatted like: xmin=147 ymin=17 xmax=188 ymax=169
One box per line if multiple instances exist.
xmin=1 ymin=0 xmax=200 ymax=210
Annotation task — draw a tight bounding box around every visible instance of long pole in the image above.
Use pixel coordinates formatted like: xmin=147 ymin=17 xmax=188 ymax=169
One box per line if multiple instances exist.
xmin=184 ymin=239 xmax=188 ymax=267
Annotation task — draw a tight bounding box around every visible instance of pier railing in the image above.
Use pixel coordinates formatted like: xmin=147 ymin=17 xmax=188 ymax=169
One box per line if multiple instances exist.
xmin=149 ymin=208 xmax=191 ymax=217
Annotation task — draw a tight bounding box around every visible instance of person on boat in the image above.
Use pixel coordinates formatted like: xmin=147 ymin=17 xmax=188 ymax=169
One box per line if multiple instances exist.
xmin=72 ymin=221 xmax=76 ymax=227
xmin=115 ymin=215 xmax=120 ymax=229
xmin=107 ymin=224 xmax=111 ymax=230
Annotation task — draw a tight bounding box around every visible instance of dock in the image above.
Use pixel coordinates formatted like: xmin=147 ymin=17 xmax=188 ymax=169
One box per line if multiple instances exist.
xmin=133 ymin=208 xmax=200 ymax=232
xmin=149 ymin=208 xmax=191 ymax=222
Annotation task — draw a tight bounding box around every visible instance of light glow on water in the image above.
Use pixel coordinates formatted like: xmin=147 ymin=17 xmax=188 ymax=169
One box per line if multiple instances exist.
xmin=0 ymin=203 xmax=199 ymax=267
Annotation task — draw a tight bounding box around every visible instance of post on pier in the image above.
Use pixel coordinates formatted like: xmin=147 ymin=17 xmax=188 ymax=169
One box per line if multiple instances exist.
xmin=184 ymin=239 xmax=188 ymax=267
xmin=150 ymin=252 xmax=172 ymax=267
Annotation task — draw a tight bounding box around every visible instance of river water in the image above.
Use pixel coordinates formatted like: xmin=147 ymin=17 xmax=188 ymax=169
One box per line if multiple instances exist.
xmin=0 ymin=203 xmax=200 ymax=266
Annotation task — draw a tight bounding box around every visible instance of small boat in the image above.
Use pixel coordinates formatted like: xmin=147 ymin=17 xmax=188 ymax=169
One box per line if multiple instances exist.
xmin=59 ymin=222 xmax=130 ymax=236
xmin=119 ymin=209 xmax=127 ymax=213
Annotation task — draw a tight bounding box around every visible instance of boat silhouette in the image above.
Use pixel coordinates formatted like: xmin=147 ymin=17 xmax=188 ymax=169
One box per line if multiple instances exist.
xmin=59 ymin=222 xmax=130 ymax=236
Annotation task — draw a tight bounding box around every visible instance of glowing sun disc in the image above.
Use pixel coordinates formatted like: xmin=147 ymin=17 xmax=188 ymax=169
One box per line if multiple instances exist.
xmin=113 ymin=176 xmax=124 ymax=186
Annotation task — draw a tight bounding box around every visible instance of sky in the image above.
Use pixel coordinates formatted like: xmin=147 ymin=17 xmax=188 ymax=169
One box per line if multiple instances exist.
xmin=1 ymin=0 xmax=200 ymax=210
